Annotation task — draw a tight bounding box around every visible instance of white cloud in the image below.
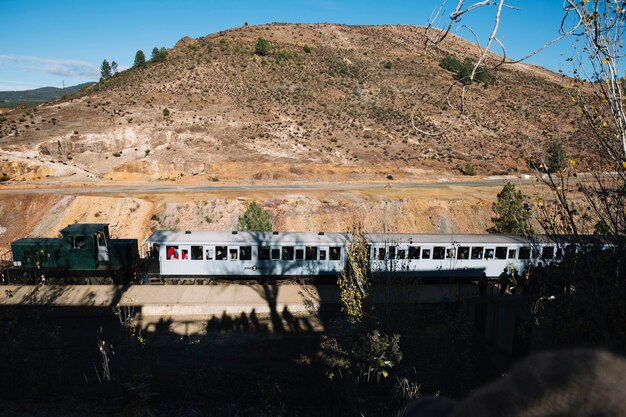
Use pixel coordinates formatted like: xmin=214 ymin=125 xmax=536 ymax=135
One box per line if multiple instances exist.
xmin=0 ymin=55 xmax=99 ymax=78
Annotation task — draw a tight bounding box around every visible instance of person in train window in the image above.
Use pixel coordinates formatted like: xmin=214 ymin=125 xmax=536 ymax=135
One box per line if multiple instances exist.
xmin=181 ymin=250 xmax=188 ymax=259
xmin=167 ymin=247 xmax=175 ymax=260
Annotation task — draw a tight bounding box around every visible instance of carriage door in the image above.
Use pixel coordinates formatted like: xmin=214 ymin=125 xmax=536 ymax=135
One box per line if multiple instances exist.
xmin=319 ymin=246 xmax=329 ymax=273
xmin=96 ymin=231 xmax=109 ymax=264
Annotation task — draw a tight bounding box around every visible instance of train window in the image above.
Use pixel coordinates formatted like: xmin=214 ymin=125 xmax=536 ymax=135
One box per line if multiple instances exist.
xmin=408 ymin=246 xmax=420 ymax=259
xmin=258 ymin=246 xmax=270 ymax=261
xmin=519 ymin=247 xmax=531 ymax=260
xmin=457 ymin=247 xmax=470 ymax=260
xmin=388 ymin=246 xmax=396 ymax=260
xmin=271 ymin=249 xmax=280 ymax=260
xmin=397 ymin=249 xmax=406 ymax=260
xmin=305 ymin=246 xmax=317 ymax=260
xmin=216 ymin=246 xmax=227 ymax=260
xmin=282 ymin=246 xmax=295 ymax=261
xmin=166 ymin=245 xmax=179 ymax=260
xmin=471 ymin=247 xmax=484 ymax=259
xmin=508 ymin=249 xmax=517 ymax=259
xmin=330 ymin=247 xmax=341 ymax=261
xmin=433 ymin=247 xmax=445 ymax=259
xmin=320 ymin=249 xmax=327 ymax=261
xmin=541 ymin=246 xmax=554 ymax=259
xmin=377 ymin=248 xmax=386 ymax=260
xmin=191 ymin=246 xmax=203 ymax=260
xmin=446 ymin=248 xmax=456 ymax=259
xmin=205 ymin=247 xmax=214 ymax=260
xmin=495 ymin=247 xmax=507 ymax=260
xmin=295 ymin=249 xmax=304 ymax=260
xmin=96 ymin=232 xmax=107 ymax=247
xmin=73 ymin=236 xmax=86 ymax=249
xmin=422 ymin=248 xmax=431 ymax=259
xmin=555 ymin=247 xmax=563 ymax=260
xmin=181 ymin=249 xmax=189 ymax=260
xmin=240 ymin=246 xmax=252 ymax=261
xmin=229 ymin=248 xmax=238 ymax=260
xmin=484 ymin=248 xmax=494 ymax=259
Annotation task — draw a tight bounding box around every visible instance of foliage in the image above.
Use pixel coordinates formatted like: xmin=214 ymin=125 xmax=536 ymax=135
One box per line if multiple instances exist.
xmin=303 ymin=44 xmax=312 ymax=53
xmin=100 ymin=59 xmax=112 ymax=81
xmin=460 ymin=161 xmax=476 ymax=176
xmin=237 ymin=200 xmax=273 ymax=231
xmin=321 ymin=330 xmax=402 ymax=384
xmin=133 ymin=50 xmax=146 ymax=68
xmin=488 ymin=182 xmax=533 ymax=234
xmin=384 ymin=60 xmax=392 ymax=69
xmin=546 ymin=142 xmax=567 ymax=173
xmin=255 ymin=38 xmax=271 ymax=56
xmin=162 ymin=108 xmax=170 ymax=117
xmin=151 ymin=47 xmax=167 ymax=62
xmin=439 ymin=55 xmax=494 ymax=85
xmin=110 ymin=60 xmax=118 ymax=75
xmin=439 ymin=55 xmax=463 ymax=72
xmin=337 ymin=229 xmax=371 ymax=322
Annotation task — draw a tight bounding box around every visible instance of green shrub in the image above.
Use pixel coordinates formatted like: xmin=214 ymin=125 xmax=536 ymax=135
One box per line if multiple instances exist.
xmin=440 ymin=55 xmax=462 ymax=72
xmin=460 ymin=162 xmax=476 ymax=176
xmin=440 ymin=55 xmax=495 ymax=85
xmin=303 ymin=44 xmax=312 ymax=53
xmin=162 ymin=108 xmax=170 ymax=117
xmin=255 ymin=38 xmax=271 ymax=56
xmin=384 ymin=61 xmax=392 ymax=69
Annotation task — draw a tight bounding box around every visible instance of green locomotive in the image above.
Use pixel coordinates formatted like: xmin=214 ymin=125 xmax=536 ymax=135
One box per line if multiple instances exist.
xmin=3 ymin=224 xmax=139 ymax=284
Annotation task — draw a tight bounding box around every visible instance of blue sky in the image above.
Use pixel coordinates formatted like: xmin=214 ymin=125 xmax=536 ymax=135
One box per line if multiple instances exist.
xmin=0 ymin=0 xmax=573 ymax=91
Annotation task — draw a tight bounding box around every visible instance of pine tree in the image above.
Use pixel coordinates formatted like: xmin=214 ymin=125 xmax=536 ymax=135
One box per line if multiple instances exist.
xmin=488 ymin=183 xmax=533 ymax=234
xmin=133 ymin=50 xmax=146 ymax=68
xmin=100 ymin=59 xmax=112 ymax=81
xmin=237 ymin=201 xmax=272 ymax=231
xmin=110 ymin=61 xmax=118 ymax=75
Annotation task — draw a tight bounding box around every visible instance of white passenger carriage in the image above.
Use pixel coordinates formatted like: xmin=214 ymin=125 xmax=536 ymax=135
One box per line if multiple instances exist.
xmin=145 ymin=230 xmax=351 ymax=278
xmin=365 ymin=234 xmax=564 ymax=278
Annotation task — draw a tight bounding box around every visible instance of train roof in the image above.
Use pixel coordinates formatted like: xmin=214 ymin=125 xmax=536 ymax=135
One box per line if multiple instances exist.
xmin=60 ymin=223 xmax=109 ymax=236
xmin=11 ymin=238 xmax=63 ymax=246
xmin=364 ymin=233 xmax=543 ymax=245
xmin=145 ymin=230 xmax=353 ymax=246
xmin=363 ymin=233 xmax=614 ymax=245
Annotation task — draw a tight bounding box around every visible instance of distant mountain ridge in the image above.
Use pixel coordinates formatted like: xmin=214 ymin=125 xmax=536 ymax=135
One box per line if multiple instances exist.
xmin=0 ymin=82 xmax=95 ymax=107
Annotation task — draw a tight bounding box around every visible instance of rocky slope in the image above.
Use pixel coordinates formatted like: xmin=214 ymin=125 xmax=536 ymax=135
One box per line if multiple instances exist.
xmin=0 ymin=23 xmax=587 ymax=184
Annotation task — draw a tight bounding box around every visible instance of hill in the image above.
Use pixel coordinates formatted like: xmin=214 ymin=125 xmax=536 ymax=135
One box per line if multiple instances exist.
xmin=0 ymin=24 xmax=588 ymax=184
xmin=0 ymin=82 xmax=95 ymax=108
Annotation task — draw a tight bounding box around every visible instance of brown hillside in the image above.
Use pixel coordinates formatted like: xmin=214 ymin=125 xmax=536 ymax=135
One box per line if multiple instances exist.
xmin=0 ymin=23 xmax=587 ymax=184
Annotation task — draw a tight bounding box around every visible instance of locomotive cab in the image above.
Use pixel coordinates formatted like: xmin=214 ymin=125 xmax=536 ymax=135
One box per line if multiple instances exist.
xmin=59 ymin=223 xmax=111 ymax=269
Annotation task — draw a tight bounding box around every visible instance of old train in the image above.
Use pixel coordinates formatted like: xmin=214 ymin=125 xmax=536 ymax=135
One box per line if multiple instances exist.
xmin=144 ymin=230 xmax=567 ymax=282
xmin=2 ymin=224 xmax=139 ymax=284
xmin=1 ymin=223 xmax=591 ymax=285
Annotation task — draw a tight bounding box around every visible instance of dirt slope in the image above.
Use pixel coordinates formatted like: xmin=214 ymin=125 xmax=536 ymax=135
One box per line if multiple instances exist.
xmin=0 ymin=24 xmax=587 ymax=185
